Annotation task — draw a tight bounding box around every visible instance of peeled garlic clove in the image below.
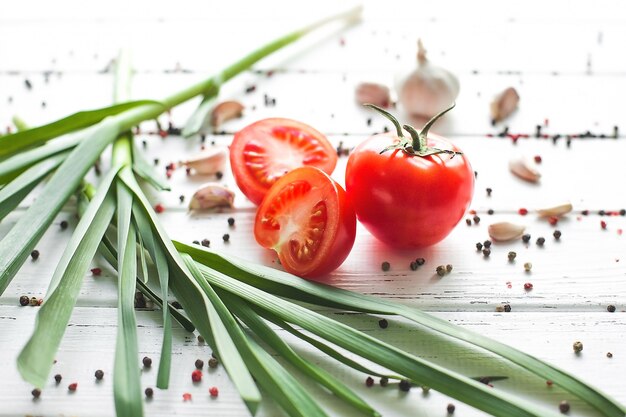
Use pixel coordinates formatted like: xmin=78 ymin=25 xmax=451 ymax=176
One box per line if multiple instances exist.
xmin=211 ymin=101 xmax=244 ymax=130
xmin=189 ymin=183 xmax=234 ymax=210
xmin=397 ymin=39 xmax=460 ymax=118
xmin=537 ymin=202 xmax=573 ymax=217
xmin=490 ymin=87 xmax=519 ymax=125
xmin=355 ymin=82 xmax=391 ymax=108
xmin=509 ymin=157 xmax=541 ymax=183
xmin=488 ymin=222 xmax=526 ymax=242
xmin=180 ymin=147 xmax=227 ymax=175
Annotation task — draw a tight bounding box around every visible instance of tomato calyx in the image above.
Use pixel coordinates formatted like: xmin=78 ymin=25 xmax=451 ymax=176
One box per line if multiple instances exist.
xmin=364 ymin=102 xmax=463 ymax=158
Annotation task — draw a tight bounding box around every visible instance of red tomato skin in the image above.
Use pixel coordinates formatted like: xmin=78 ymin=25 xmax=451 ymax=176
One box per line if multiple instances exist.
xmin=230 ymin=118 xmax=337 ymax=206
xmin=345 ymin=132 xmax=474 ymax=248
xmin=254 ymin=167 xmax=356 ymax=278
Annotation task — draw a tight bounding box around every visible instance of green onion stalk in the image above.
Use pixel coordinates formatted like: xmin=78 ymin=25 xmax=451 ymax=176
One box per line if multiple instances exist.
xmin=0 ymin=6 xmax=624 ymax=417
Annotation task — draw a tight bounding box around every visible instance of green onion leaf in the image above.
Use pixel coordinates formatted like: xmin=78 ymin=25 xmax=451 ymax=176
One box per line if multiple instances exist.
xmin=182 ymin=88 xmax=219 ymax=138
xmin=131 ymin=141 xmax=170 ymax=191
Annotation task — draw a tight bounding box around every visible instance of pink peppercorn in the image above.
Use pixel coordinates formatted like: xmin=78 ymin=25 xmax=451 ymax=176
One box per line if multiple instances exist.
xmin=209 ymin=387 xmax=219 ymax=398
xmin=191 ymin=370 xmax=202 ymax=383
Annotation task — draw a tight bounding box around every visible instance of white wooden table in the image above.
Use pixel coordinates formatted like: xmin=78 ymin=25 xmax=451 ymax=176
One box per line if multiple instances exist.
xmin=1 ymin=1 xmax=625 ymax=416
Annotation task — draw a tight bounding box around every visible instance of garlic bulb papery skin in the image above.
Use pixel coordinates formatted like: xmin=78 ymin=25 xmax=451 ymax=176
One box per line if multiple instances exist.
xmin=188 ymin=183 xmax=235 ymax=210
xmin=397 ymin=39 xmax=460 ymax=118
xmin=179 ymin=147 xmax=227 ymax=175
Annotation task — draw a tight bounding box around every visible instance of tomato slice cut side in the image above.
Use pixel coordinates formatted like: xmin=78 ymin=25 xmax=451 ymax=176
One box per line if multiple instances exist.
xmin=230 ymin=119 xmax=337 ymax=205
xmin=254 ymin=166 xmax=356 ymax=278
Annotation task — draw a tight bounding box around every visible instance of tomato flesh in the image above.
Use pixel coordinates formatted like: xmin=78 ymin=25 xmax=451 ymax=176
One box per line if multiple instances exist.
xmin=230 ymin=119 xmax=337 ymax=205
xmin=255 ymin=166 xmax=356 ymax=278
xmin=346 ymin=132 xmax=474 ymax=248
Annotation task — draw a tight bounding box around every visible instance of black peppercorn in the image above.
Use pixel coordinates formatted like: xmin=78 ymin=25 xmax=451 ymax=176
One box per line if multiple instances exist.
xmin=473 ymin=215 xmax=480 ymax=224
xmin=409 ymin=261 xmax=418 ymax=271
xmin=208 ymin=357 xmax=219 ymax=368
xmin=486 ymin=188 xmax=492 ymax=196
xmin=536 ymin=237 xmax=545 ymax=246
xmin=465 ymin=218 xmax=472 ymax=226
xmin=508 ymin=251 xmax=517 ymax=262
xmin=19 ymin=295 xmax=30 ymax=306
xmin=447 ymin=403 xmax=455 ymax=414
xmin=195 ymin=359 xmax=204 ymax=369
xmin=381 ymin=261 xmax=390 ymax=272
xmin=607 ymin=305 xmax=616 ymax=313
xmin=179 ymin=195 xmax=185 ymax=203
xmin=378 ymin=319 xmax=388 ymax=329
xmin=95 ymin=370 xmax=104 ymax=380
xmin=380 ymin=376 xmax=389 ymax=386
xmin=145 ymin=387 xmax=154 ymax=398
xmin=446 ymin=264 xmax=453 ymax=273
xmin=522 ymin=234 xmax=531 ymax=243
xmin=482 ymin=248 xmax=491 ymax=257
xmin=31 ymin=250 xmax=40 ymax=260
xmin=216 ymin=171 xmax=223 ymax=180
xmin=399 ymin=379 xmax=411 ymax=392
xmin=487 ymin=209 xmax=494 ymax=215
xmin=60 ymin=220 xmax=68 ymax=230
xmin=54 ymin=374 xmax=62 ymax=383
xmin=559 ymin=400 xmax=570 ymax=413
xmin=503 ymin=304 xmax=511 ymax=312
xmin=201 ymin=239 xmax=210 ymax=247
xmin=142 ymin=356 xmax=152 ymax=368
xmin=436 ymin=265 xmax=446 ymax=276
xmin=228 ymin=217 xmax=235 ymax=226
xmin=415 ymin=258 xmax=425 ymax=266
xmin=31 ymin=388 xmax=41 ymax=398
xmin=483 ymin=240 xmax=492 ymax=249
xmin=553 ymin=230 xmax=562 ymax=240
xmin=222 ymin=233 xmax=230 ymax=242
xmin=476 ymin=242 xmax=483 ymax=251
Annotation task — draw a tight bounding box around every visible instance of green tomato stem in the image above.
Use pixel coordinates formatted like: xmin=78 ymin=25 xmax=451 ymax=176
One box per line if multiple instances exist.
xmin=363 ymin=103 xmax=404 ymax=138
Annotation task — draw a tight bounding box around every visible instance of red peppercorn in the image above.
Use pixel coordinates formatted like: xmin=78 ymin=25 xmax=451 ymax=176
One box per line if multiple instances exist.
xmin=154 ymin=204 xmax=165 ymax=213
xmin=68 ymin=382 xmax=78 ymax=392
xmin=209 ymin=386 xmax=219 ymax=398
xmin=518 ymin=208 xmax=528 ymax=215
xmin=183 ymin=392 xmax=192 ymax=401
xmin=191 ymin=370 xmax=202 ymax=382
xmin=546 ymin=380 xmax=553 ymax=386
xmin=365 ymin=376 xmax=374 ymax=387
xmin=91 ymin=268 xmax=102 ymax=276
xmin=524 ymin=282 xmax=533 ymax=291
xmin=534 ymin=155 xmax=542 ymax=163
xmin=601 ymin=220 xmax=607 ymax=229
xmin=548 ymin=216 xmax=559 ymax=226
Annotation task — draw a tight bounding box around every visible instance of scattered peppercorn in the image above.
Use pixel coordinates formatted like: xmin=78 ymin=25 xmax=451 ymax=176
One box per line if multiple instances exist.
xmin=482 ymin=248 xmax=491 ymax=257
xmin=504 ymin=304 xmax=512 ymax=312
xmin=399 ymin=379 xmax=411 ymax=392
xmin=601 ymin=220 xmax=607 ymax=229
xmin=524 ymin=262 xmax=532 ymax=272
xmin=216 ymin=171 xmax=223 ymax=180
xmin=29 ymin=297 xmax=39 ymax=306
xmin=68 ymin=382 xmax=78 ymax=392
xmin=522 ymin=234 xmax=531 ymax=243
xmin=19 ymin=295 xmax=30 ymax=306
xmin=483 ymin=240 xmax=492 ymax=249
xmin=183 ymin=392 xmax=192 ymax=401
xmin=446 ymin=264 xmax=453 ymax=273
xmin=378 ymin=319 xmax=388 ymax=329
xmin=473 ymin=215 xmax=481 ymax=224
xmin=209 ymin=386 xmax=219 ymax=398
xmin=381 ymin=261 xmax=390 ymax=272
xmin=201 ymin=239 xmax=210 ymax=247
xmin=60 ymin=220 xmax=68 ymax=230
xmin=195 ymin=359 xmax=204 ymax=369
xmin=143 ymin=356 xmax=152 ymax=368
xmin=95 ymin=369 xmax=104 ymax=380
xmin=54 ymin=374 xmax=62 ymax=383
xmin=559 ymin=400 xmax=570 ymax=413
xmin=447 ymin=403 xmax=456 ymax=414
xmin=524 ymin=282 xmax=533 ymax=291
xmin=365 ymin=376 xmax=374 ymax=387
xmin=30 ymin=250 xmax=39 ymax=260
xmin=553 ymin=230 xmax=562 ymax=240
xmin=476 ymin=242 xmax=483 ymax=251
xmin=172 ymin=301 xmax=183 ymax=309
xmin=536 ymin=237 xmax=545 ymax=246
xmin=222 ymin=233 xmax=230 ymax=242
xmin=548 ymin=216 xmax=559 ymax=226
xmin=573 ymin=341 xmax=583 ymax=353
xmin=607 ymin=305 xmax=616 ymax=313
xmin=91 ymin=268 xmax=102 ymax=276
xmin=518 ymin=208 xmax=528 ymax=215
xmin=145 ymin=387 xmax=154 ymax=398
xmin=154 ymin=204 xmax=164 ymax=213
xmin=465 ymin=218 xmax=472 ymax=226
xmin=227 ymin=217 xmax=235 ymax=227
xmin=415 ymin=258 xmax=425 ymax=266
xmin=599 ymin=210 xmax=606 ymax=216
xmin=31 ymin=388 xmax=41 ymax=398
xmin=179 ymin=195 xmax=185 ymax=203
xmin=208 ymin=357 xmax=219 ymax=368
xmin=409 ymin=261 xmax=418 ymax=271
xmin=508 ymin=251 xmax=517 ymax=262
xmin=193 ymin=240 xmax=200 ymax=245
xmin=486 ymin=188 xmax=492 ymax=196
xmin=191 ymin=369 xmax=202 ymax=382
xmin=607 ymin=352 xmax=613 ymax=358
xmin=380 ymin=377 xmax=389 ymax=387
xmin=197 ymin=335 xmax=205 ymax=344
xmin=495 ymin=305 xmax=505 ymax=312
xmin=436 ymin=265 xmax=446 ymax=277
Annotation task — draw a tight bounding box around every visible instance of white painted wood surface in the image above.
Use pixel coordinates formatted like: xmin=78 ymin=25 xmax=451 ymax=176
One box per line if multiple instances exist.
xmin=1 ymin=1 xmax=625 ymax=416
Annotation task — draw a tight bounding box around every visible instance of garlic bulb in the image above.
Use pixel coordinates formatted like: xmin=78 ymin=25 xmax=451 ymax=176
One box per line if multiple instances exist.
xmin=179 ymin=147 xmax=227 ymax=175
xmin=398 ymin=39 xmax=460 ymax=118
xmin=188 ymin=183 xmax=235 ymax=210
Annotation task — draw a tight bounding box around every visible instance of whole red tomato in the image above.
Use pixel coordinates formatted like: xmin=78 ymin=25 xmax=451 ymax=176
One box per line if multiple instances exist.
xmin=345 ymin=104 xmax=473 ymax=248
xmin=254 ymin=166 xmax=356 ymax=278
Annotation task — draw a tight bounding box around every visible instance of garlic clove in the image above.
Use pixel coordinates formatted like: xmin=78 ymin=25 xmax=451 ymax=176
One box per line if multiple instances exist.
xmin=189 ymin=183 xmax=235 ymax=210
xmin=211 ymin=101 xmax=244 ymax=130
xmin=488 ymin=222 xmax=526 ymax=242
xmin=490 ymin=87 xmax=520 ymax=125
xmin=509 ymin=157 xmax=541 ymax=183
xmin=397 ymin=39 xmax=460 ymax=118
xmin=537 ymin=202 xmax=573 ymax=217
xmin=180 ymin=147 xmax=227 ymax=175
xmin=355 ymin=82 xmax=391 ymax=108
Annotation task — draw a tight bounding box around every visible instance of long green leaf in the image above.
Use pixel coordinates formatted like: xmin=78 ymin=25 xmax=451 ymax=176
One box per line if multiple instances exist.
xmin=0 ymin=100 xmax=161 ymax=158
xmin=183 ymin=254 xmax=328 ymax=417
xmin=178 ymin=244 xmax=626 ymax=417
xmin=224 ymin=292 xmax=380 ymax=417
xmin=113 ymin=173 xmax=142 ymax=417
xmin=131 ymin=141 xmax=170 ymax=191
xmin=192 ymin=259 xmax=562 ymax=417
xmin=16 ymin=167 xmax=119 ymax=387
xmin=181 ymin=88 xmax=219 ymax=138
xmin=0 ymin=118 xmax=121 ymax=296
xmin=0 ymin=151 xmax=68 ymax=221
xmin=121 ymin=171 xmax=262 ymax=412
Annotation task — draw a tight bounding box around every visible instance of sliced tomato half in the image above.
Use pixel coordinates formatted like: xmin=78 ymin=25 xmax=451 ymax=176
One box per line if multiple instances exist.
xmin=230 ymin=118 xmax=337 ymax=205
xmin=254 ymin=166 xmax=356 ymax=278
